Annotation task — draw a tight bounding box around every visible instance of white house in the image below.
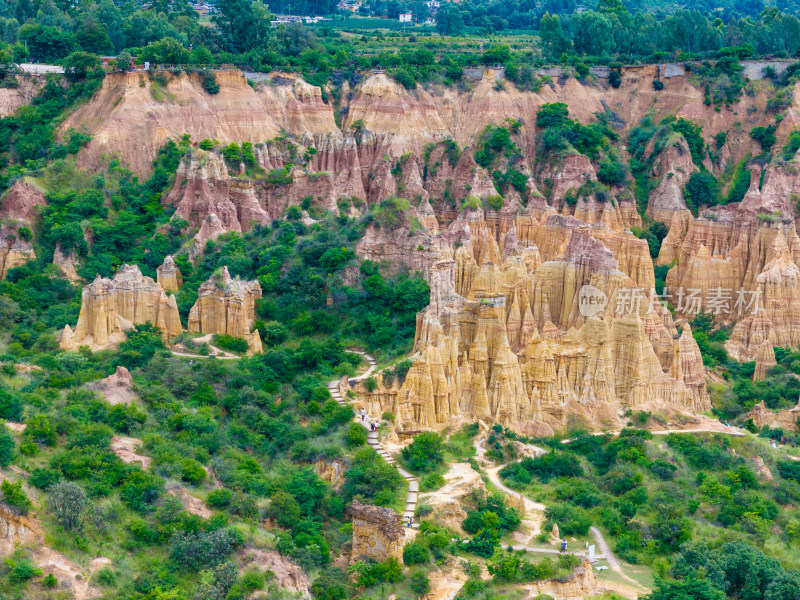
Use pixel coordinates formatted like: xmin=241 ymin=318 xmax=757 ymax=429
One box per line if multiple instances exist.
xmin=399 ymin=12 xmax=412 ymax=22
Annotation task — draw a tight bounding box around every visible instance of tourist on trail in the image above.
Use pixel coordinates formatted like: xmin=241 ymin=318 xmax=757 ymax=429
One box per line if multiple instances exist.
xmin=360 ymin=408 xmax=366 ymax=421
xmin=560 ymin=539 xmax=568 ymax=552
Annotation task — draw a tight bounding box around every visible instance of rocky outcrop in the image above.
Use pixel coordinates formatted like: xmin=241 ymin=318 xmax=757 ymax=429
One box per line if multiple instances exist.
xmin=110 ymin=436 xmax=151 ymax=469
xmin=34 ymin=546 xmax=101 ymax=600
xmin=314 ymin=459 xmax=345 ymax=488
xmin=525 ymin=558 xmax=599 ymax=600
xmin=658 ymin=190 xmax=800 ymax=360
xmin=85 ymin=366 xmax=136 ymax=405
xmin=0 ymin=501 xmax=99 ymax=599
xmin=164 ymin=150 xmax=269 ymax=232
xmin=53 ymin=244 xmax=81 ymax=283
xmin=0 ymin=502 xmax=43 ymax=556
xmin=0 ymin=181 xmax=47 ymax=278
xmin=646 ymin=135 xmax=696 ymax=226
xmin=747 ymin=400 xmax=800 ymax=432
xmin=357 ymin=210 xmax=710 ymax=436
xmin=753 ymin=456 xmax=773 ymax=481
xmin=753 ymin=342 xmax=777 ymax=381
xmin=350 ymin=500 xmax=404 ymax=563
xmin=419 ymin=463 xmax=486 ymax=534
xmin=192 ymin=213 xmax=228 ymax=256
xmin=60 ymin=265 xmax=183 ymax=351
xmin=187 ymin=267 xmax=263 ymax=353
xmin=241 ymin=549 xmax=311 ymax=599
xmin=0 ymin=180 xmax=46 ymax=225
xmin=167 ymin=486 xmax=212 ymax=518
xmin=0 ymin=223 xmax=35 ymax=278
xmin=0 ymin=75 xmax=46 ymax=118
xmin=156 ymin=255 xmax=182 ymax=292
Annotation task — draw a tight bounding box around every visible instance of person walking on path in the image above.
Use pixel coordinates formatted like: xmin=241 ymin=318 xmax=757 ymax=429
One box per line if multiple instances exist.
xmin=360 ymin=408 xmax=366 ymax=421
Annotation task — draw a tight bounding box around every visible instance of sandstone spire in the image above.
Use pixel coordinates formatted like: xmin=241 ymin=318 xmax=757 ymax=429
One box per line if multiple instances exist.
xmin=60 ymin=265 xmax=183 ymax=351
xmin=187 ymin=267 xmax=263 ymax=353
xmin=156 ymin=255 xmax=183 ymax=293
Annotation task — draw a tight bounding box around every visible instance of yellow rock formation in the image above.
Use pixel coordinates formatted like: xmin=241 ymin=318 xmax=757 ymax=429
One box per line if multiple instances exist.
xmin=359 ymin=210 xmax=711 ymax=436
xmin=60 ymin=265 xmax=183 ymax=351
xmin=156 ymin=255 xmax=183 ymax=293
xmin=187 ymin=267 xmax=263 ymax=353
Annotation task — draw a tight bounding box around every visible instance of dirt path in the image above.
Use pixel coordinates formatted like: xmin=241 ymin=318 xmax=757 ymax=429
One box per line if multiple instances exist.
xmin=328 ymin=352 xmax=419 ymax=526
xmin=170 ymin=335 xmax=242 ymax=359
xmin=346 ymin=349 xmax=377 ymax=384
xmin=590 ymin=526 xmax=619 ymax=570
xmin=561 ymin=423 xmax=746 ymax=444
xmin=475 ymin=437 xmax=649 ymax=593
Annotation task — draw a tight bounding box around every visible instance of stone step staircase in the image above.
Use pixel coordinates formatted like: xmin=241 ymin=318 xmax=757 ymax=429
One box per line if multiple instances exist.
xmin=328 ymin=352 xmax=419 ymax=525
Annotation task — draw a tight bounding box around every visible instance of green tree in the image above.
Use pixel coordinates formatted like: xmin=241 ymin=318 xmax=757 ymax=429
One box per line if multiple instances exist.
xmin=116 ymin=50 xmax=133 ymax=71
xmin=435 ymin=3 xmax=465 ymax=35
xmin=539 ymin=13 xmax=571 ymax=59
xmin=75 ymin=18 xmax=112 ymax=54
xmin=47 ymin=481 xmax=88 ymax=532
xmin=1 ymin=479 xmax=32 ymax=515
xmin=63 ymin=51 xmax=102 ymax=80
xmin=213 ymin=0 xmax=274 ymax=53
xmin=19 ymin=23 xmax=74 ymax=61
xmin=684 ymin=171 xmax=719 ymax=213
xmin=0 ymin=426 xmax=14 ymax=467
xmin=119 ymin=470 xmax=163 ymax=512
xmin=401 ymin=432 xmax=444 ymax=473
xmin=410 ymin=572 xmax=430 ymax=597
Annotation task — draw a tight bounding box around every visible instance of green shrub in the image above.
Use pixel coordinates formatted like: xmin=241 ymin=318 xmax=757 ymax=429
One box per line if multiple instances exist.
xmin=597 ymin=157 xmax=628 ymax=185
xmin=345 ymin=422 xmax=368 ymax=449
xmin=119 ymin=471 xmax=163 ymax=512
xmin=783 ymin=129 xmax=800 ymax=160
xmin=95 ymin=567 xmax=116 ymax=586
xmin=409 ymin=572 xmax=430 ymax=597
xmin=207 ymin=488 xmax=234 ymax=509
xmin=673 ymin=118 xmax=706 ymax=165
xmin=181 ymin=458 xmax=207 ymax=485
xmin=1 ymin=479 xmax=32 ymax=515
xmin=500 ymin=453 xmax=583 ymax=484
xmin=212 ymin=333 xmax=250 ymax=354
xmin=0 ymin=426 xmax=14 ymax=467
xmin=403 ymin=541 xmax=430 ymax=565
xmin=202 ymin=70 xmax=219 ymax=94
xmin=544 ymin=503 xmax=592 ymax=535
xmin=6 ymin=558 xmax=41 ymax=584
xmin=750 ymin=125 xmax=777 ymax=152
xmin=420 ymin=472 xmax=445 ymax=491
xmin=684 ymin=171 xmax=719 ymax=213
xmin=401 ymin=432 xmax=444 ymax=474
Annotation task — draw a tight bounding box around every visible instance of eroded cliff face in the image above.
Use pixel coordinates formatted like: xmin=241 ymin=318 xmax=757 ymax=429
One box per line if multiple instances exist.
xmin=646 ymin=135 xmax=697 ymax=225
xmin=356 ymin=205 xmax=710 ymax=437
xmin=0 ymin=75 xmax=46 ymax=118
xmin=0 ymin=180 xmax=47 ymax=278
xmin=747 ymin=400 xmax=800 ymax=431
xmin=60 ymin=264 xmax=183 ymax=350
xmin=56 ymin=66 xmax=800 ymax=433
xmin=187 ymin=266 xmax=263 ymax=352
xmin=63 ymin=66 xmax=783 ymax=203
xmin=350 ymin=500 xmax=404 ymax=564
xmin=656 ymin=164 xmax=800 ymax=361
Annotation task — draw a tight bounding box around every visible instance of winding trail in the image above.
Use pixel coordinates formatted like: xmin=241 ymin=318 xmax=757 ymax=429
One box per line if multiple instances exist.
xmin=170 ymin=335 xmax=243 ymax=360
xmin=328 ymin=351 xmax=419 ymax=524
xmin=475 ymin=437 xmax=648 ymax=593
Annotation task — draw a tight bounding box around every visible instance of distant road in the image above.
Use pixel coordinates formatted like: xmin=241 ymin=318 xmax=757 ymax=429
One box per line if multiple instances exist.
xmin=18 ymin=63 xmax=64 ymax=74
